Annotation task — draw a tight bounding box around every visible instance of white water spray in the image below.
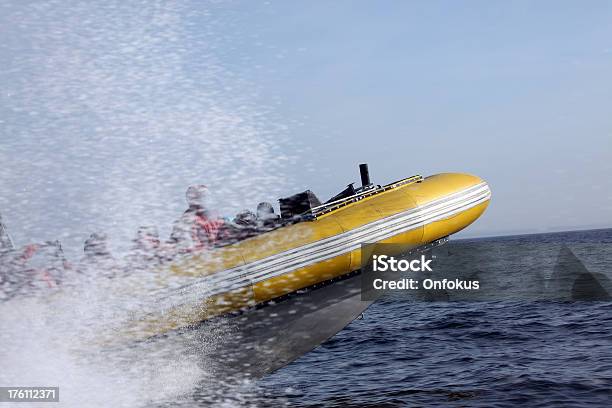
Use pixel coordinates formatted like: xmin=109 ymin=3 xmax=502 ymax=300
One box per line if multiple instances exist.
xmin=0 ymin=1 xmax=294 ymax=406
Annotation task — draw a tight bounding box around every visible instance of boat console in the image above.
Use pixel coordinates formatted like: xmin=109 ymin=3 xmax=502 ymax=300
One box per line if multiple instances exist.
xmin=215 ymin=164 xmax=423 ymax=248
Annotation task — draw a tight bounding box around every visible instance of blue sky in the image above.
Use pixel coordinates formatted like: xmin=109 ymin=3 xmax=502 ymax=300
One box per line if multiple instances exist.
xmin=201 ymin=0 xmax=612 ymax=236
xmin=1 ymin=1 xmax=611 ymax=253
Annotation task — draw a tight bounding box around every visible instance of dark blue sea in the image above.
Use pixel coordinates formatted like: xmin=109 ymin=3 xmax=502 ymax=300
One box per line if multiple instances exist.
xmin=6 ymin=229 xmax=610 ymax=407
xmin=246 ymin=229 xmax=612 ymax=407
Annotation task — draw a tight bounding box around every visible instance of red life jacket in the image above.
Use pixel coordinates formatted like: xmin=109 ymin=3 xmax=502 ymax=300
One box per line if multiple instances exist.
xmin=18 ymin=244 xmax=57 ymax=288
xmin=191 ymin=211 xmax=224 ymax=250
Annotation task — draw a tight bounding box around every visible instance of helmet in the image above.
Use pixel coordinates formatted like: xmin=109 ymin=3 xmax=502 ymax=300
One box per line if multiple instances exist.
xmin=234 ymin=210 xmax=257 ymax=226
xmin=135 ymin=226 xmax=160 ymax=250
xmin=136 ymin=226 xmax=159 ymax=241
xmin=186 ymin=184 xmax=209 ymax=208
xmin=83 ymin=232 xmax=109 ymax=256
xmin=256 ymin=202 xmax=276 ymax=220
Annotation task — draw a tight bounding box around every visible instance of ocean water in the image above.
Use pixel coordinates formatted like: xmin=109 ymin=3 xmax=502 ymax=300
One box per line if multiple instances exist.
xmin=2 ymin=228 xmax=610 ymax=408
xmin=243 ymin=229 xmax=612 ymax=407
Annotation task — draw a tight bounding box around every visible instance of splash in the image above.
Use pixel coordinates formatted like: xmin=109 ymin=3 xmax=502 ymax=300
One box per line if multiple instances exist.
xmin=0 ymin=1 xmax=294 ymax=406
xmin=0 ymin=0 xmax=293 ymax=253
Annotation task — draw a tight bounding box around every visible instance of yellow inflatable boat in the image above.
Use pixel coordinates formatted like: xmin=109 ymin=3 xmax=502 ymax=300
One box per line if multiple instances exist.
xmin=127 ymin=165 xmax=491 ymax=341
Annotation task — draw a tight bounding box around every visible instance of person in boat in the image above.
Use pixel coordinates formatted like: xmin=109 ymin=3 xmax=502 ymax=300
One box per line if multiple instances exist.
xmin=234 ymin=209 xmax=257 ymax=227
xmin=256 ymin=202 xmax=280 ymax=229
xmin=215 ymin=204 xmax=282 ymax=245
xmin=133 ymin=226 xmax=162 ymax=260
xmin=217 ymin=207 xmax=275 ymax=245
xmin=0 ymin=212 xmax=14 ymax=251
xmin=1 ymin=241 xmax=68 ymax=300
xmin=125 ymin=226 xmax=166 ymax=273
xmin=78 ymin=232 xmax=119 ymax=278
xmin=0 ymin=212 xmax=14 ymax=295
xmin=168 ymin=185 xmax=225 ymax=252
